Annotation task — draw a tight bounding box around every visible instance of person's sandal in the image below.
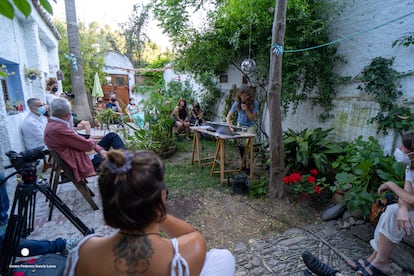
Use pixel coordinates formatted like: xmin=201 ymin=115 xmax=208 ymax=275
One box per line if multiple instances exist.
xmin=302 ymin=251 xmax=340 ymax=276
xmin=347 ymin=258 xmax=370 ymax=271
xmin=357 ymin=263 xmax=389 ymax=276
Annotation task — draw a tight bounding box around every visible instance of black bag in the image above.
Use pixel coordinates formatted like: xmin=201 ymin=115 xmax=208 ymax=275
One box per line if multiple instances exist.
xmin=12 ymin=253 xmax=67 ymax=276
xmin=228 ymin=174 xmax=250 ymax=195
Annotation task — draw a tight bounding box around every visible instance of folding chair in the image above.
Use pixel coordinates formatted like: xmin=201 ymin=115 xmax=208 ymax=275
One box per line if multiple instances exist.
xmin=48 ymin=150 xmax=99 ymax=221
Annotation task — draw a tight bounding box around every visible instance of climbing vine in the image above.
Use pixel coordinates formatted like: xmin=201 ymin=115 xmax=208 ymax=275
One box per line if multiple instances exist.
xmin=151 ymin=0 xmax=342 ymax=123
xmin=358 ymin=57 xmax=414 ymax=135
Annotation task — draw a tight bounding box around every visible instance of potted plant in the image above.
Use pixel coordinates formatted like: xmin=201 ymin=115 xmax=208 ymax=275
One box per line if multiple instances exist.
xmin=96 ymin=109 xmax=121 ymax=130
xmin=25 ymin=68 xmax=42 ymax=80
xmin=283 ymin=169 xmax=329 ymax=203
xmin=121 ymin=89 xmax=176 ymax=157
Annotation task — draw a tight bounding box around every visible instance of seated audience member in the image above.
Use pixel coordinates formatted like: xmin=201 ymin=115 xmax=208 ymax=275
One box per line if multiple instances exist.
xmin=105 ymin=93 xmax=122 ymax=114
xmin=45 ymin=78 xmax=90 ymax=131
xmin=44 ymin=98 xmax=126 ymax=182
xmin=349 ymin=131 xmax=414 ymax=276
xmin=21 ymin=98 xmax=51 ymax=171
xmin=105 ymin=93 xmax=124 ymax=125
xmin=190 ymin=101 xmax=204 ymax=126
xmin=64 ymin=149 xmax=235 ymax=276
xmin=21 ymin=98 xmax=48 ymax=150
xmin=172 ymin=98 xmax=191 ymax=141
xmin=71 ymin=112 xmax=90 ymax=132
xmin=0 ymin=233 xmax=75 ymax=258
xmin=127 ymin=97 xmax=144 ymax=127
xmin=93 ymin=96 xmax=106 ymax=128
xmin=94 ymin=96 xmax=105 ymax=113
xmin=45 ymin=78 xmax=63 ymax=107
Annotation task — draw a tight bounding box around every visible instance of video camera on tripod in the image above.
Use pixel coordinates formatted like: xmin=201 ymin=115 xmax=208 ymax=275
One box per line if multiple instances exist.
xmin=3 ymin=146 xmax=48 ymax=184
xmin=5 ymin=146 xmax=48 ymax=170
xmin=0 ymin=146 xmax=94 ymax=275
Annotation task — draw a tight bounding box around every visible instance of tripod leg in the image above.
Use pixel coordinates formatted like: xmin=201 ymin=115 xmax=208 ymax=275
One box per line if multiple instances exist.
xmin=36 ymin=181 xmax=94 ymax=236
xmin=0 ymin=214 xmax=26 ymax=274
xmin=22 ymin=189 xmax=36 ymax=238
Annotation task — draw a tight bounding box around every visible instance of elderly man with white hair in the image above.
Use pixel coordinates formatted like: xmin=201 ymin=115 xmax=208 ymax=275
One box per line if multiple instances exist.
xmin=44 ymin=98 xmax=126 ymax=182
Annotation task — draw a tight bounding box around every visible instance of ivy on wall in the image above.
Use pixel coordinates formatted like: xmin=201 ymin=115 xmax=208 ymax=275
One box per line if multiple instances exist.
xmin=152 ymin=0 xmax=342 ymax=124
xmin=358 ymin=57 xmax=414 ymax=135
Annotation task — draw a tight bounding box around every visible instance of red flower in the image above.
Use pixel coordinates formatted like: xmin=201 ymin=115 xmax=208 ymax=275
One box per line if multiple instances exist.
xmin=310 ymin=169 xmax=318 ymax=176
xmin=290 ymin=173 xmax=302 ymax=183
xmin=307 ymin=175 xmax=316 ymax=183
xmin=313 ymin=185 xmax=321 ymax=195
xmin=283 ymin=173 xmax=302 ymax=184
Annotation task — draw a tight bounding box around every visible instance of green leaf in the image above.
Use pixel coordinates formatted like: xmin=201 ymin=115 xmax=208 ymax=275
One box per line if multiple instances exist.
xmin=375 ymin=169 xmax=393 ymax=181
xmin=335 ymin=172 xmax=356 ymax=183
xmin=39 ymin=0 xmax=53 ymax=15
xmin=0 ymin=0 xmax=14 ymax=19
xmin=13 ymin=0 xmax=31 ymax=17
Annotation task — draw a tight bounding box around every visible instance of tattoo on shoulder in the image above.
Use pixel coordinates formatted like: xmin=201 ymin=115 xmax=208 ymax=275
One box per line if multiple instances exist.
xmin=113 ymin=236 xmax=155 ymax=275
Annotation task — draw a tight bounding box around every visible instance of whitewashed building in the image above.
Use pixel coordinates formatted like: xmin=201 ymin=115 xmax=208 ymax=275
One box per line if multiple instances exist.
xmin=102 ymin=51 xmax=135 ymax=105
xmin=0 ymin=2 xmax=60 ymax=167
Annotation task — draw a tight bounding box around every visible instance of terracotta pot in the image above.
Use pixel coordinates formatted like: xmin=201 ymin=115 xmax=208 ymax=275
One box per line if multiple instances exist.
xmin=157 ymin=144 xmax=177 ymax=159
xmin=298 ymin=192 xmax=312 ymax=205
xmin=332 ymin=190 xmax=345 ymax=203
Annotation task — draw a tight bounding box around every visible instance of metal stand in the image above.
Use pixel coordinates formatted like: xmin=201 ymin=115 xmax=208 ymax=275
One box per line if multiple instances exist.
xmin=0 ymin=162 xmax=94 ymax=275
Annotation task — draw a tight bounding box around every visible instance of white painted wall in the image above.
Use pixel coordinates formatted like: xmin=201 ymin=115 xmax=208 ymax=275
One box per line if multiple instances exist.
xmin=0 ymin=4 xmax=59 ymax=168
xmin=103 ymin=51 xmax=135 ymax=90
xmin=281 ymin=0 xmax=414 ymax=155
xmin=165 ymin=0 xmax=414 ymax=156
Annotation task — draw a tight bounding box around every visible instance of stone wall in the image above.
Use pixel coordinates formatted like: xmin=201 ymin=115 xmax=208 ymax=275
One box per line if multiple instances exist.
xmin=279 ymin=0 xmax=414 ymax=155
xmin=165 ymin=0 xmax=414 ymax=156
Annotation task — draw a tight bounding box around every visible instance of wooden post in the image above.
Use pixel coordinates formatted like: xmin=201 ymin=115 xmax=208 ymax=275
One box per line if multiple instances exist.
xmin=268 ymin=0 xmax=287 ymax=199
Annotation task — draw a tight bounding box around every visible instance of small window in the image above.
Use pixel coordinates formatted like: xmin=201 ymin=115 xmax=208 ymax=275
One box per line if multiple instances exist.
xmin=220 ymin=75 xmax=228 ymax=83
xmin=105 ymin=76 xmax=112 ymax=85
xmin=1 ymin=63 xmax=24 ymax=115
xmin=114 ymin=76 xmax=126 ymax=86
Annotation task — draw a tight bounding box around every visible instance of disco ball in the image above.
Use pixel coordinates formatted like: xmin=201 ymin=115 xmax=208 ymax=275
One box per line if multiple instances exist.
xmin=240 ymin=58 xmax=256 ymax=74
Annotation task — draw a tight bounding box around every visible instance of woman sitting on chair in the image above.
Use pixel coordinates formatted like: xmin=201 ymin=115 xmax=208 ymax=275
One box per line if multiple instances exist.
xmin=172 ymin=98 xmax=191 ymax=141
xmin=190 ymin=101 xmax=204 ymax=126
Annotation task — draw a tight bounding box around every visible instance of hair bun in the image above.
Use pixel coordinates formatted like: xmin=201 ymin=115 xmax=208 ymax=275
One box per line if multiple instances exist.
xmin=104 ymin=150 xmax=133 ymax=174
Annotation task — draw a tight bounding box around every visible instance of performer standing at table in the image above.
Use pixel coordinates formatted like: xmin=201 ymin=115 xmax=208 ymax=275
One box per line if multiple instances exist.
xmin=226 ymin=86 xmax=258 ymax=171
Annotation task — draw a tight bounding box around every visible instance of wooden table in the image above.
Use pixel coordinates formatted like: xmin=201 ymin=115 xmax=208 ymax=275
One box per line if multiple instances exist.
xmin=191 ymin=126 xmax=256 ymax=184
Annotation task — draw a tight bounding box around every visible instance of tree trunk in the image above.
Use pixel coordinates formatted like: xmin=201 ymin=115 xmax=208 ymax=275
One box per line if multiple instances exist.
xmin=268 ymin=0 xmax=287 ymax=199
xmin=65 ymin=0 xmax=92 ymax=122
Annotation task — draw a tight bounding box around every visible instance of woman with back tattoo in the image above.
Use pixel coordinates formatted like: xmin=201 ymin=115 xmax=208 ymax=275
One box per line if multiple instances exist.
xmin=64 ymin=149 xmax=235 ymax=276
